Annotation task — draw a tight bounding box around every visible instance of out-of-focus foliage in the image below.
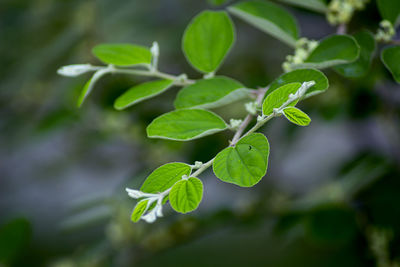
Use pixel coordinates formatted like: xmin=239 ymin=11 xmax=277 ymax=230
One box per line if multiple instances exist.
xmin=1 ymin=0 xmax=400 ymax=266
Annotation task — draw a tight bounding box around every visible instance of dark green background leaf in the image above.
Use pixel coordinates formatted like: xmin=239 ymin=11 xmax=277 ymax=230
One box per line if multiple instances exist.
xmin=381 ymin=45 xmax=400 ymax=83
xmin=335 ymin=30 xmax=376 ymax=78
xmin=298 ymin=35 xmax=360 ymax=69
xmin=377 ymin=0 xmax=400 ymax=26
xmin=268 ymin=68 xmax=329 ymax=97
xmin=228 ymin=0 xmax=299 ymax=47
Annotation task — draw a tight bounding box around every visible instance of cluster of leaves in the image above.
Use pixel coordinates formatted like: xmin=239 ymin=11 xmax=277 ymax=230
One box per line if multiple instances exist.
xmin=58 ymin=0 xmax=400 ymax=223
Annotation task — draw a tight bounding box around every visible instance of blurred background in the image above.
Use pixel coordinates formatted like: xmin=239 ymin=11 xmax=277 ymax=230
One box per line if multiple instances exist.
xmin=1 ymin=0 xmax=400 ymax=266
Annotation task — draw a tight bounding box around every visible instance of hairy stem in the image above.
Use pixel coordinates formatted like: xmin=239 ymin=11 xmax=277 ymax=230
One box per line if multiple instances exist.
xmin=231 ymin=87 xmax=268 ymax=145
xmin=109 ymin=67 xmax=195 ymax=86
xmin=181 ymin=87 xmax=269 ymax=180
xmin=192 ymin=158 xmax=215 ymax=177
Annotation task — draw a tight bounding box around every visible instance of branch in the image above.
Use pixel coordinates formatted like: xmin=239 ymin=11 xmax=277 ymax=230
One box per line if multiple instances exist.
xmin=231 ymin=87 xmax=268 ymax=145
xmin=337 ymin=23 xmax=347 ymax=35
xmin=110 ymin=67 xmax=195 ymax=86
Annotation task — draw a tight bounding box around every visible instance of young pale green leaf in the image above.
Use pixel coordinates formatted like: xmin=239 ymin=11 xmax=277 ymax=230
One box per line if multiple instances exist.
xmin=228 ymin=0 xmax=299 ymax=47
xmin=335 ymin=30 xmax=376 ymax=78
xmin=169 ymin=177 xmax=203 ymax=213
xmin=213 ymin=133 xmax=270 ymax=187
xmin=381 ymin=46 xmax=400 ymax=83
xmin=377 ymin=0 xmax=400 ymax=26
xmin=146 ymin=109 xmax=227 ymax=141
xmin=77 ymin=69 xmax=110 ymax=107
xmin=262 ymin=82 xmax=301 ymax=116
xmin=276 ymin=0 xmax=327 ymax=13
xmin=296 ymin=35 xmax=360 ymax=69
xmin=114 ymin=79 xmax=174 ymax=110
xmin=174 ymin=77 xmax=250 ymax=109
xmin=282 ymin=107 xmax=311 ymax=126
xmin=140 ymin=163 xmax=192 ymax=193
xmin=131 ymin=200 xmax=149 ymax=222
xmin=182 ymin=11 xmax=235 ymax=73
xmin=92 ymin=44 xmax=152 ymax=66
xmin=268 ymin=68 xmax=328 ymax=98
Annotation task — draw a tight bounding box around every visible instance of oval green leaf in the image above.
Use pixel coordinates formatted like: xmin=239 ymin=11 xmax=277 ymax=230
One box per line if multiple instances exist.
xmin=262 ymin=82 xmax=301 ymax=116
xmin=146 ymin=109 xmax=227 ymax=141
xmin=296 ymin=35 xmax=360 ymax=69
xmin=174 ymin=77 xmax=250 ymax=109
xmin=140 ymin=163 xmax=192 ymax=193
xmin=282 ymin=107 xmax=311 ymax=126
xmin=213 ymin=133 xmax=270 ymax=187
xmin=169 ymin=177 xmax=203 ymax=213
xmin=114 ymin=79 xmax=174 ymax=110
xmin=131 ymin=200 xmax=149 ymax=222
xmin=228 ymin=0 xmax=299 ymax=47
xmin=182 ymin=11 xmax=235 ymax=73
xmin=381 ymin=45 xmax=400 ymax=83
xmin=92 ymin=44 xmax=152 ymax=66
xmin=335 ymin=30 xmax=376 ymax=78
xmin=268 ymin=68 xmax=329 ymax=98
xmin=377 ymin=0 xmax=400 ymax=26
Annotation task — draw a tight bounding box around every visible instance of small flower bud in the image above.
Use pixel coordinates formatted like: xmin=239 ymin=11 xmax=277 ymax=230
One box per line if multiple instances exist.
xmin=126 ymin=188 xmax=144 ymax=199
xmin=150 ymin=41 xmax=159 ymax=58
xmin=229 ymin=119 xmax=243 ymax=130
xmin=57 ymin=64 xmax=96 ymax=77
xmin=245 ymin=102 xmax=258 ymax=115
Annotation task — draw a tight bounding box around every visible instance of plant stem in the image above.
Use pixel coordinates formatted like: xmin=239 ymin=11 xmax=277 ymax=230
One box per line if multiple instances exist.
xmin=337 ymin=23 xmax=347 ymax=34
xmin=182 ymin=87 xmax=269 ymax=180
xmin=110 ymin=67 xmax=195 ymax=86
xmin=192 ymin=158 xmax=215 ymax=177
xmin=231 ymin=87 xmax=268 ymax=145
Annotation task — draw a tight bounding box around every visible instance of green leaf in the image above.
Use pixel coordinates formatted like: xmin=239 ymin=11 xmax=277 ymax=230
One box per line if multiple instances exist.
xmin=131 ymin=200 xmax=149 ymax=222
xmin=377 ymin=0 xmax=400 ymax=26
xmin=335 ymin=30 xmax=376 ymax=78
xmin=381 ymin=46 xmax=400 ymax=83
xmin=262 ymin=82 xmax=301 ymax=116
xmin=92 ymin=44 xmax=152 ymax=66
xmin=282 ymin=107 xmax=311 ymax=126
xmin=268 ymin=68 xmax=329 ymax=98
xmin=147 ymin=109 xmax=227 ymax=141
xmin=228 ymin=0 xmax=299 ymax=47
xmin=141 ymin=163 xmax=192 ymax=193
xmin=0 ymin=218 xmax=31 ymax=265
xmin=296 ymin=35 xmax=360 ymax=69
xmin=174 ymin=77 xmax=250 ymax=109
xmin=114 ymin=79 xmax=174 ymax=110
xmin=182 ymin=11 xmax=235 ymax=73
xmin=213 ymin=133 xmax=270 ymax=187
xmin=77 ymin=69 xmax=110 ymax=107
xmin=276 ymin=0 xmax=327 ymax=13
xmin=169 ymin=177 xmax=203 ymax=213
